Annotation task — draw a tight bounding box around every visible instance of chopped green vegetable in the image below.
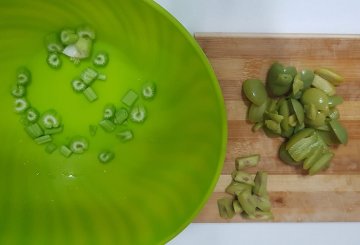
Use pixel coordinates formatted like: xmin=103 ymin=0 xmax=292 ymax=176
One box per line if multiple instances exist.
xmin=93 ymin=51 xmax=109 ymax=67
xmin=98 ymin=151 xmax=115 ymax=163
xmin=235 ymin=154 xmax=260 ymax=170
xmin=225 ymin=181 xmax=252 ymax=195
xmin=237 ymin=190 xmax=256 ymax=215
xmin=252 ymin=195 xmax=271 ymax=212
xmin=47 ymin=53 xmax=62 ymax=69
xmin=60 ymin=29 xmax=79 ymax=45
xmin=16 ymin=67 xmax=31 ymax=86
xmin=315 ymin=68 xmax=344 ymax=86
xmin=72 ymin=79 xmax=87 ymax=93
xmin=45 ymin=143 xmax=57 ymax=154
xmin=243 ymin=210 xmax=274 ymax=221
xmin=312 ymin=74 xmax=336 ymax=96
xmin=83 ymin=87 xmax=98 ymax=102
xmin=25 ymin=108 xmax=40 ymax=123
xmin=253 ymin=171 xmax=268 ymax=197
xmin=103 ymin=103 xmax=116 ymax=120
xmin=44 ymin=33 xmax=63 ymax=53
xmin=60 ymin=145 xmax=72 ymax=158
xmin=11 ymin=85 xmax=26 ymax=98
xmin=329 ymin=120 xmax=348 ymax=145
xmin=35 ymin=135 xmax=52 ymax=145
xmin=309 ymin=151 xmax=334 ymax=175
xmin=248 ymin=101 xmax=267 ymax=123
xmin=142 ymin=82 xmax=156 ymax=100
xmin=44 ymin=126 xmax=63 ymax=135
xmin=232 ymin=200 xmax=243 ymax=214
xmin=77 ymin=25 xmax=96 ymax=40
xmin=97 ymin=74 xmax=107 ymax=81
xmin=89 ymin=125 xmax=98 ymax=136
xmin=25 ymin=123 xmax=44 ymax=139
xmin=114 ymin=108 xmax=129 ymax=125
xmin=217 ymin=198 xmax=235 ymax=219
xmin=81 ymin=67 xmax=98 ymax=85
xmin=116 ymin=130 xmax=133 ymax=142
xmin=40 ymin=110 xmax=61 ymax=129
xmin=130 ymin=105 xmax=147 ymax=123
xmin=69 ymin=136 xmax=89 ymax=154
xmin=231 ymin=171 xmax=255 ymax=186
xmin=242 ymin=79 xmax=267 ymax=106
xmin=14 ymin=98 xmax=30 ymax=114
xmin=122 ymin=90 xmax=138 ymax=107
xmin=99 ymin=119 xmax=116 ymax=132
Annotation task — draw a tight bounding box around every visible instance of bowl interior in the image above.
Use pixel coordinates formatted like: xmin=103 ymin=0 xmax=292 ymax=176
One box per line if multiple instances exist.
xmin=0 ymin=0 xmax=226 ymax=244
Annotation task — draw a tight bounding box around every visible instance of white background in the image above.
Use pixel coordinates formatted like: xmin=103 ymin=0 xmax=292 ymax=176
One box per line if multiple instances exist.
xmin=154 ymin=1 xmax=360 ymax=244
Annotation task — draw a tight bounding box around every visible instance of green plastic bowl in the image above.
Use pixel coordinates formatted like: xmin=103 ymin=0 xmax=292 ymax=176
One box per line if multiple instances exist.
xmin=0 ymin=0 xmax=227 ymax=244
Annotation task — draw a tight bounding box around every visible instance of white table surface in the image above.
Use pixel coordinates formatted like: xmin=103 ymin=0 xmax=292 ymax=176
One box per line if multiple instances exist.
xmin=154 ymin=1 xmax=360 ymax=244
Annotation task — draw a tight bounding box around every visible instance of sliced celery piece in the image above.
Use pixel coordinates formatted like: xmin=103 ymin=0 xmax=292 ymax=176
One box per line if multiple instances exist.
xmin=114 ymin=108 xmax=129 ymax=125
xmin=16 ymin=67 xmax=31 ymax=86
xmin=11 ymin=85 xmax=26 ymax=98
xmin=35 ymin=135 xmax=52 ymax=145
xmin=60 ymin=145 xmax=72 ymax=158
xmin=89 ymin=125 xmax=98 ymax=136
xmin=83 ymin=87 xmax=98 ymax=102
xmin=25 ymin=123 xmax=44 ymax=139
xmin=14 ymin=98 xmax=30 ymax=114
xmin=70 ymin=136 xmax=89 ymax=154
xmin=121 ymin=90 xmax=138 ymax=107
xmin=142 ymin=82 xmax=156 ymax=100
xmin=44 ymin=33 xmax=63 ymax=53
xmin=116 ymin=130 xmax=133 ymax=142
xmin=99 ymin=120 xmax=116 ymax=132
xmin=60 ymin=29 xmax=78 ymax=45
xmin=93 ymin=51 xmax=109 ymax=67
xmin=98 ymin=151 xmax=115 ymax=163
xmin=130 ymin=105 xmax=147 ymax=123
xmin=47 ymin=53 xmax=62 ymax=69
xmin=72 ymin=79 xmax=87 ymax=93
xmin=44 ymin=126 xmax=63 ymax=135
xmin=81 ymin=67 xmax=98 ymax=85
xmin=45 ymin=143 xmax=57 ymax=154
xmin=103 ymin=103 xmax=116 ymax=120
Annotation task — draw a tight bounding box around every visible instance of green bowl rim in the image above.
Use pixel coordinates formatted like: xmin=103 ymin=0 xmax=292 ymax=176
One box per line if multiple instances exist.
xmin=144 ymin=1 xmax=228 ymax=243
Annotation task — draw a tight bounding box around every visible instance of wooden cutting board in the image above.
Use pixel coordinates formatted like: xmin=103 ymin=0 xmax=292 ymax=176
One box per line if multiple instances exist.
xmin=194 ymin=33 xmax=360 ymax=222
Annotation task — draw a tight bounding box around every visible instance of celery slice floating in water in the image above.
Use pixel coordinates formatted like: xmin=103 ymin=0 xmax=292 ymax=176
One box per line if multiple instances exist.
xmin=89 ymin=125 xmax=98 ymax=136
xmin=16 ymin=67 xmax=31 ymax=86
xmin=122 ymin=90 xmax=138 ymax=107
xmin=116 ymin=130 xmax=133 ymax=142
xmin=60 ymin=29 xmax=79 ymax=45
xmin=11 ymin=85 xmax=26 ymax=98
xmin=103 ymin=103 xmax=116 ymax=120
xmin=114 ymin=108 xmax=129 ymax=125
xmin=44 ymin=33 xmax=63 ymax=53
xmin=40 ymin=110 xmax=61 ymax=129
xmin=47 ymin=53 xmax=62 ymax=69
xmin=25 ymin=123 xmax=44 ymax=139
xmin=83 ymin=87 xmax=98 ymax=102
xmin=72 ymin=79 xmax=87 ymax=93
xmin=142 ymin=82 xmax=156 ymax=100
xmin=99 ymin=120 xmax=116 ymax=132
xmin=35 ymin=135 xmax=52 ymax=145
xmin=77 ymin=25 xmax=96 ymax=40
xmin=25 ymin=108 xmax=40 ymax=123
xmin=45 ymin=143 xmax=57 ymax=154
xmin=14 ymin=98 xmax=30 ymax=114
xmin=93 ymin=51 xmax=109 ymax=67
xmin=60 ymin=145 xmax=72 ymax=158
xmin=130 ymin=105 xmax=147 ymax=123
xmin=70 ymin=136 xmax=89 ymax=154
xmin=98 ymin=151 xmax=115 ymax=163
xmin=81 ymin=67 xmax=98 ymax=85
xmin=44 ymin=126 xmax=63 ymax=135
